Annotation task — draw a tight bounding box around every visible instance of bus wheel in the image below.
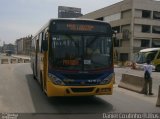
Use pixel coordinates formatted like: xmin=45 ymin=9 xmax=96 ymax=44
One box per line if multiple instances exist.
xmin=156 ymin=65 xmax=160 ymax=72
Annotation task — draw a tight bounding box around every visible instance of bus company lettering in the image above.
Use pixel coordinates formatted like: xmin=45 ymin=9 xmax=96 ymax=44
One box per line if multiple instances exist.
xmin=103 ymin=113 xmax=160 ymax=119
xmin=67 ymin=24 xmax=95 ymax=31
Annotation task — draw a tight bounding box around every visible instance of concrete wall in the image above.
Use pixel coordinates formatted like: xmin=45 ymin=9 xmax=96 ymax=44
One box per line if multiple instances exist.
xmin=121 ymin=24 xmax=130 ymax=31
xmin=134 ymin=9 xmax=142 ymax=18
xmin=134 ymin=25 xmax=141 ymax=32
xmin=104 ymin=13 xmax=121 ymax=23
xmin=134 ymin=39 xmax=141 ymax=47
xmin=122 ymin=10 xmax=132 ymax=19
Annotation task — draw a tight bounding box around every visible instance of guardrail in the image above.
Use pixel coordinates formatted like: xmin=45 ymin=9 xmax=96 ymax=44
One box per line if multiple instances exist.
xmin=118 ymin=74 xmax=145 ymax=93
xmin=1 ymin=58 xmax=30 ymax=64
xmin=24 ymin=59 xmax=30 ymax=63
xmin=1 ymin=59 xmax=9 ymax=64
xmin=12 ymin=55 xmax=30 ymax=60
xmin=10 ymin=59 xmax=17 ymax=64
xmin=156 ymin=85 xmax=160 ymax=107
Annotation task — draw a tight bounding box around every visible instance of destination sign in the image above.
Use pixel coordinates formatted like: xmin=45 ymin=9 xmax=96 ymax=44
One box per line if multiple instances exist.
xmin=51 ymin=20 xmax=111 ymax=35
xmin=66 ymin=23 xmax=95 ymax=31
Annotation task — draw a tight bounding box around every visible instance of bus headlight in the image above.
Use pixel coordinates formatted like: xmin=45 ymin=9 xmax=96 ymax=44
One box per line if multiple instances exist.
xmin=48 ymin=73 xmax=65 ymax=85
xmin=99 ymin=73 xmax=114 ymax=85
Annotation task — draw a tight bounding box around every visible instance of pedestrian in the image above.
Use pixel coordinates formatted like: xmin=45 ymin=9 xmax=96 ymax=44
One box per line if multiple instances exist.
xmin=143 ymin=59 xmax=154 ymax=95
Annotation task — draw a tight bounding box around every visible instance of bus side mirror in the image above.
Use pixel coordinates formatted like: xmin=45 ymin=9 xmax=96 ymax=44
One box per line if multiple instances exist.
xmin=42 ymin=40 xmax=48 ymax=51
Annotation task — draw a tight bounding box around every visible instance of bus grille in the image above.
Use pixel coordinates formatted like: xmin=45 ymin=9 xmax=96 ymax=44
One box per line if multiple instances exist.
xmin=71 ymin=88 xmax=94 ymax=93
xmin=65 ymin=82 xmax=98 ymax=86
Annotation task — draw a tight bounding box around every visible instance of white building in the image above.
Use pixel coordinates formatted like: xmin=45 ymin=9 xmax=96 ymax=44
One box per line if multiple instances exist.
xmin=81 ymin=0 xmax=160 ymax=61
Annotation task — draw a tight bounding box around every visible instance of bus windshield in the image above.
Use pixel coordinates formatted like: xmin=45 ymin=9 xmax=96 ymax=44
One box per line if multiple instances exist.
xmin=49 ymin=34 xmax=112 ymax=71
xmin=136 ymin=51 xmax=157 ymax=63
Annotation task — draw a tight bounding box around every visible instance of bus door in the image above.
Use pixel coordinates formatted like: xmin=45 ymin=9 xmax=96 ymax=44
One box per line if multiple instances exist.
xmin=43 ymin=32 xmax=48 ymax=90
xmin=35 ymin=39 xmax=39 ymax=77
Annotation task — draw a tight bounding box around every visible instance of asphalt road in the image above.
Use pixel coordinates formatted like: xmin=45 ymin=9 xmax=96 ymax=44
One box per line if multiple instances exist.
xmin=0 ymin=63 xmax=159 ymax=119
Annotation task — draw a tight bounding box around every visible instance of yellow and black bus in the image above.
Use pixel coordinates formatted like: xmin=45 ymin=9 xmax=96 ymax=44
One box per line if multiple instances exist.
xmin=31 ymin=18 xmax=114 ymax=97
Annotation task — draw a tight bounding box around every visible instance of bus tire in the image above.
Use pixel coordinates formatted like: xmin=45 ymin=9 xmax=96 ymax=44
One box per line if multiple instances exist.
xmin=156 ymin=65 xmax=160 ymax=72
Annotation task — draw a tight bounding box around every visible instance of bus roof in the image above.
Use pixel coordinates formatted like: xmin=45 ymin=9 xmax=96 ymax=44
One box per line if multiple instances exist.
xmin=32 ymin=18 xmax=111 ymax=39
xmin=140 ymin=48 xmax=160 ymax=52
xmin=58 ymin=18 xmax=109 ymax=23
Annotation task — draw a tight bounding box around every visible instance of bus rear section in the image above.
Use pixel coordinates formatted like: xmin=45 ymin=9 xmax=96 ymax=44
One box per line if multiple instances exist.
xmin=31 ymin=19 xmax=114 ymax=97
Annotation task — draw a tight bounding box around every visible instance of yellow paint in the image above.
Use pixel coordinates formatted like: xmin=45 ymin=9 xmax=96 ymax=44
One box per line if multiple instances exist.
xmin=45 ymin=77 xmax=113 ymax=97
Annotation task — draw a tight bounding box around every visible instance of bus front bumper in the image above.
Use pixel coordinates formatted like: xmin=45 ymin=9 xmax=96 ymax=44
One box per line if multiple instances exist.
xmin=46 ymin=81 xmax=113 ymax=97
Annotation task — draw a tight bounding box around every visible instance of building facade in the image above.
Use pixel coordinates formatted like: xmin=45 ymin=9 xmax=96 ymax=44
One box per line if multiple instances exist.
xmin=58 ymin=6 xmax=83 ymax=18
xmin=15 ymin=36 xmax=32 ymax=55
xmin=81 ymin=0 xmax=160 ymax=61
xmin=0 ymin=46 xmax=2 ymax=53
xmin=3 ymin=43 xmax=15 ymax=54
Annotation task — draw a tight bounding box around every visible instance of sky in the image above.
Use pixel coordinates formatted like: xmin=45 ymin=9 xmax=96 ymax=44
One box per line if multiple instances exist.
xmin=0 ymin=0 xmax=122 ymax=46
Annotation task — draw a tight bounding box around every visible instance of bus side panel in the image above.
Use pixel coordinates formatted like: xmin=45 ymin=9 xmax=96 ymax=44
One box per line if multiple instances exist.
xmin=42 ymin=51 xmax=48 ymax=91
xmin=42 ymin=31 xmax=49 ymax=92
